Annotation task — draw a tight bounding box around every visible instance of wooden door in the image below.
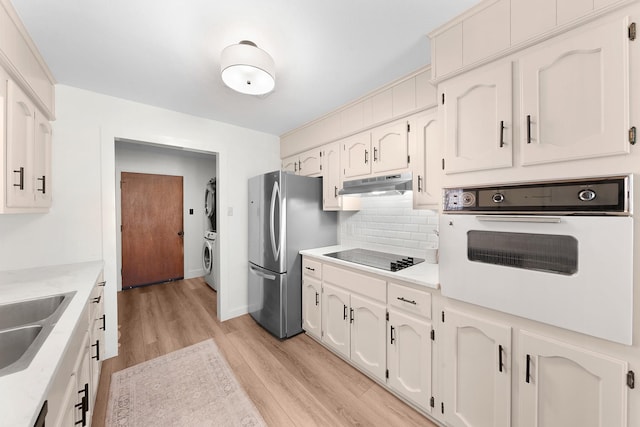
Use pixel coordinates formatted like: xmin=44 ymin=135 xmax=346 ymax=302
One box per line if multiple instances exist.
xmin=443 ymin=308 xmax=512 ymax=427
xmin=321 ymin=283 xmax=350 ymax=359
xmin=519 ymin=330 xmax=628 ymax=427
xmin=121 ymin=172 xmax=184 ymax=288
xmin=350 ymin=293 xmax=386 ymax=381
xmin=520 ymin=16 xmax=630 ymax=165
xmin=371 ymin=119 xmax=409 ymax=174
xmin=442 ymin=61 xmax=512 ymax=174
xmin=388 ymin=308 xmax=432 ymax=411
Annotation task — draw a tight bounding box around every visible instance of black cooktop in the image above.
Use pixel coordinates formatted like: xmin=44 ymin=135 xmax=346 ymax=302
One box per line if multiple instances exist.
xmin=324 ymin=248 xmax=424 ymax=272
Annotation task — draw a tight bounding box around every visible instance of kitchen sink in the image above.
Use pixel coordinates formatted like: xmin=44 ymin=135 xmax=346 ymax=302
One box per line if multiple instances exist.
xmin=0 ymin=292 xmax=75 ymax=377
xmin=0 ymin=326 xmax=43 ymax=370
xmin=0 ymin=294 xmax=67 ymax=330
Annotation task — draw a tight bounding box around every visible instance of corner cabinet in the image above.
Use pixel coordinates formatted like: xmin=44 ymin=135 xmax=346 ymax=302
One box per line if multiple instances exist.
xmin=519 ymin=14 xmax=631 ymax=166
xmin=321 ymin=142 xmax=341 ymax=210
xmin=519 ymin=330 xmax=628 ymax=427
xmin=1 ymin=71 xmax=53 ymax=213
xmin=440 ymin=60 xmax=513 ymax=174
xmin=441 ymin=308 xmax=512 ymax=427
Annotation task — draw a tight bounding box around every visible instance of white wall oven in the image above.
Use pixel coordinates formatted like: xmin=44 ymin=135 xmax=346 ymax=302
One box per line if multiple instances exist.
xmin=439 ymin=175 xmax=633 ymax=345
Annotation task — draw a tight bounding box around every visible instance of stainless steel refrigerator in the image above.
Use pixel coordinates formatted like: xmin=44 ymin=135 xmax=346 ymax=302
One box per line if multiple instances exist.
xmin=248 ymin=171 xmax=337 ymax=338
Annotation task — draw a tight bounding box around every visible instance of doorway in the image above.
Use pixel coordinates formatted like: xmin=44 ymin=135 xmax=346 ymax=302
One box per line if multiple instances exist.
xmin=121 ymin=172 xmax=184 ymax=288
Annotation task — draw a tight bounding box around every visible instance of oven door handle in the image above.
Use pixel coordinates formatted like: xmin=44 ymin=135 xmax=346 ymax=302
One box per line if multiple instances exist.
xmin=476 ymin=215 xmax=562 ymax=224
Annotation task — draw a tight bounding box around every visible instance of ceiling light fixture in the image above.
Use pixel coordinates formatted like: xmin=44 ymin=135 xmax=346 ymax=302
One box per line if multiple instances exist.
xmin=220 ymin=40 xmax=275 ymax=96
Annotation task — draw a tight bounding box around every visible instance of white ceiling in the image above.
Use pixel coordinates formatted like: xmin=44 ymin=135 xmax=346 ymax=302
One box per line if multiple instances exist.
xmin=11 ymin=0 xmax=479 ymax=136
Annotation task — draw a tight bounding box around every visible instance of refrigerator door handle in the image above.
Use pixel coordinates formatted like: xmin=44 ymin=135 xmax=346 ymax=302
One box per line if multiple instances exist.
xmin=249 ymin=265 xmax=277 ymax=281
xmin=269 ymin=180 xmax=282 ymax=262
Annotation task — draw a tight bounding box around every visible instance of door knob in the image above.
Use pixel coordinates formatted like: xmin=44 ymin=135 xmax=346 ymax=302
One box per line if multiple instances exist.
xmin=177 ymin=231 xmax=184 ymax=237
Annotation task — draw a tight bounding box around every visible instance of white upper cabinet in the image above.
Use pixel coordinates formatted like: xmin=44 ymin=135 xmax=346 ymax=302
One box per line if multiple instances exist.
xmin=462 ymin=0 xmax=510 ymax=66
xmin=410 ymin=109 xmax=440 ymax=209
xmin=6 ymin=79 xmax=35 ymax=208
xmin=371 ymin=119 xmax=409 ymax=174
xmin=512 ymin=0 xmax=557 ymax=44
xmin=282 ymin=148 xmax=323 ymax=176
xmin=281 ymin=155 xmax=298 ymax=174
xmin=520 ymin=15 xmax=631 ymax=165
xmin=341 ymin=132 xmax=372 ymax=179
xmin=519 ymin=330 xmax=628 ymax=427
xmin=441 ymin=61 xmax=513 ymax=174
xmin=322 ymin=141 xmax=341 ymax=210
xmin=33 ymin=114 xmax=52 ymax=207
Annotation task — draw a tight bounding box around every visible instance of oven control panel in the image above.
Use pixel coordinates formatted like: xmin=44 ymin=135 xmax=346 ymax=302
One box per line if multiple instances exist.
xmin=443 ymin=175 xmax=630 ymax=215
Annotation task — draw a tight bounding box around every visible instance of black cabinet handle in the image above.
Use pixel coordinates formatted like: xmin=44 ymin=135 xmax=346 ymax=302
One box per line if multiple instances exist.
xmin=499 ymin=121 xmax=505 ymax=148
xmin=334 ymin=186 xmax=338 ymax=198
xmin=498 ymin=344 xmax=504 ymax=373
xmin=526 ymin=354 xmax=532 ymax=383
xmin=13 ymin=167 xmax=24 ymax=190
xmin=343 ymin=304 xmax=348 ymax=320
xmin=97 ymin=281 xmax=106 ymax=287
xmin=390 ymin=325 xmax=396 ymax=344
xmin=526 ymin=115 xmax=532 ymax=144
xmin=100 ymin=313 xmax=106 ymax=331
xmin=364 ymin=150 xmax=369 ymax=164
xmin=315 ymin=292 xmax=319 ymax=306
xmin=293 ymin=162 xmax=297 ymax=172
xmin=75 ymin=383 xmax=89 ymax=426
xmin=349 ymin=308 xmax=354 ymax=324
xmin=37 ymin=175 xmax=46 ymax=194
xmin=92 ymin=340 xmax=100 ymax=361
xmin=92 ymin=295 xmax=101 ymax=304
xmin=298 ymin=160 xmax=302 ymax=171
xmin=397 ymin=296 xmax=417 ymax=305
xmin=417 ymin=176 xmax=423 ymax=193
xmin=373 ymin=147 xmax=378 ymax=162
xmin=305 ymin=266 xmax=315 ymax=272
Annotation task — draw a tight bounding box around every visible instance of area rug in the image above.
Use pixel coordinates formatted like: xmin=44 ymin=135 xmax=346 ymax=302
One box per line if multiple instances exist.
xmin=105 ymin=339 xmax=266 ymax=427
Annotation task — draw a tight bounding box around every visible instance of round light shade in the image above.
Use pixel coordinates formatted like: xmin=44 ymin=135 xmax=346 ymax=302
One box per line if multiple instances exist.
xmin=221 ymin=41 xmax=275 ymax=95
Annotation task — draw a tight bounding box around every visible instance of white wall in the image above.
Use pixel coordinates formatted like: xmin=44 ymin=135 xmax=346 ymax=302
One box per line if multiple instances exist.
xmin=114 ymin=141 xmax=217 ymax=288
xmin=339 ymin=192 xmax=439 ymax=261
xmin=0 ymin=85 xmax=281 ymax=358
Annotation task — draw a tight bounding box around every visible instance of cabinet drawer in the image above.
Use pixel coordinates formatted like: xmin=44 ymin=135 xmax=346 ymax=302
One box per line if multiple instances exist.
xmin=388 ymin=283 xmax=431 ymax=319
xmin=323 ymin=264 xmax=386 ymax=302
xmin=302 ymin=258 xmax=322 ymax=280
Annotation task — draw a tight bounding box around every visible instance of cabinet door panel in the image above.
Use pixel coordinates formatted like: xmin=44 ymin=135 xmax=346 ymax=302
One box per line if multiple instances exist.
xmin=511 ymin=0 xmax=556 ymax=44
xmin=33 ymin=113 xmax=52 ymax=207
xmin=443 ymin=61 xmax=512 ymax=174
xmin=299 ymin=149 xmax=322 ymax=177
xmin=388 ymin=309 xmax=431 ymax=410
xmin=341 ymin=132 xmax=371 ymax=178
xmin=321 ymin=283 xmax=350 ymax=359
xmin=350 ymin=293 xmax=386 ymax=381
xmin=443 ymin=308 xmax=511 ymax=427
xmin=302 ymin=276 xmax=322 ymax=340
xmin=322 ymin=142 xmax=341 ymax=210
xmin=282 ymin=155 xmax=298 ymax=174
xmin=371 ymin=120 xmax=408 ymax=174
xmin=519 ymin=331 xmax=627 ymax=427
xmin=520 ymin=16 xmax=629 ymax=165
xmin=6 ymin=81 xmax=35 ymax=207
xmin=411 ymin=110 xmax=440 ymax=208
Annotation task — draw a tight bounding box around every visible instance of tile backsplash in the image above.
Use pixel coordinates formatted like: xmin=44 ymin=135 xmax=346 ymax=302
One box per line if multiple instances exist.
xmin=338 ymin=192 xmax=439 ymax=262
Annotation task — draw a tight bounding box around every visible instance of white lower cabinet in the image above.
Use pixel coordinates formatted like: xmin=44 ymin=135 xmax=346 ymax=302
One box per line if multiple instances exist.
xmin=519 ymin=330 xmax=628 ymax=427
xmin=442 ymin=308 xmax=512 ymax=427
xmin=349 ymin=293 xmax=386 ymax=380
xmin=387 ymin=308 xmax=432 ymax=411
xmin=302 ymin=275 xmax=322 ymax=340
xmin=322 ymin=283 xmax=351 ymax=359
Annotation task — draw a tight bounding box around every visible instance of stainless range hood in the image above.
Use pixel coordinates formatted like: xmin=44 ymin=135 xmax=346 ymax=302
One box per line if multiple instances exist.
xmin=338 ymin=172 xmax=413 ymax=196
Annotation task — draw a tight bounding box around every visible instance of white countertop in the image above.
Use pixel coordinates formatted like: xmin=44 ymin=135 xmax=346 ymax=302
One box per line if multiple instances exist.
xmin=300 ymin=245 xmax=439 ymax=289
xmin=0 ymin=261 xmax=104 ymax=427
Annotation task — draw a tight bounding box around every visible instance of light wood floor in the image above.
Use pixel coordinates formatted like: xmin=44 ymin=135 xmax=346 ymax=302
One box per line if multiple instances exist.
xmin=91 ymin=277 xmax=437 ymax=427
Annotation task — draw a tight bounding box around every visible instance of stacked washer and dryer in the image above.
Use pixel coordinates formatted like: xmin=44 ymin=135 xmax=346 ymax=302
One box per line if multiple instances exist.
xmin=203 ymin=178 xmax=217 ymax=291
